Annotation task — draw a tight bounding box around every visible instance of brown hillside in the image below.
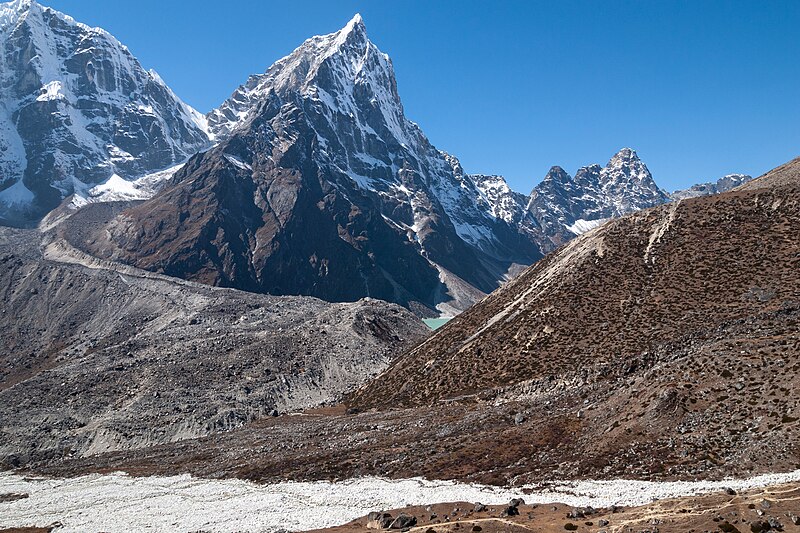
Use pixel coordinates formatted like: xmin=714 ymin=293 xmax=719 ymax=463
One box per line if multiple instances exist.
xmin=351 ymin=159 xmax=800 ymax=407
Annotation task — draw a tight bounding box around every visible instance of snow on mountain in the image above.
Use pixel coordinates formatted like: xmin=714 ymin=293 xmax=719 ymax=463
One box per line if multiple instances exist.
xmin=0 ymin=3 xmax=754 ymax=312
xmin=206 ymin=13 xmax=539 ymax=265
xmin=205 ymin=15 xmax=527 ymax=260
xmin=0 ymin=0 xmax=210 ymax=225
xmin=526 ymin=148 xmax=670 ymax=251
xmin=670 ymin=173 xmax=752 ymax=201
xmin=93 ymin=14 xmax=541 ymax=316
xmin=470 ymin=172 xmax=530 ymax=225
xmin=76 ymin=163 xmax=185 ymax=205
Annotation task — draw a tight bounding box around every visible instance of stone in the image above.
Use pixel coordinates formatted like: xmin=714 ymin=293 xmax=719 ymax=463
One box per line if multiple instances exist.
xmin=366 ymin=511 xmax=394 ymax=529
xmin=767 ymin=517 xmax=782 ymax=530
xmin=388 ymin=514 xmax=417 ymax=529
xmin=502 ymin=505 xmax=520 ymax=517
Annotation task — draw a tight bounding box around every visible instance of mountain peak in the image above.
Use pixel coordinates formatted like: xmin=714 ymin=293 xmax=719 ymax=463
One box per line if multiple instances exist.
xmin=2 ymin=0 xmax=33 ymax=12
xmin=604 ymin=147 xmax=652 ymax=183
xmin=544 ymin=165 xmax=571 ymax=182
xmin=608 ymin=147 xmax=640 ymax=165
xmin=0 ymin=0 xmax=210 ymax=224
xmin=343 ymin=13 xmax=365 ymax=33
xmin=1 ymin=0 xmax=109 ymax=41
xmin=206 ymin=12 xmax=400 ymax=140
xmin=321 ymin=13 xmax=370 ymax=63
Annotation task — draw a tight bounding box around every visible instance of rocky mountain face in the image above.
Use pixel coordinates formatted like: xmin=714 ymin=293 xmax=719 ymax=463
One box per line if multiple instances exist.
xmin=86 ymin=14 xmax=541 ymax=316
xmin=0 ymin=0 xmax=209 ymax=226
xmin=0 ymin=202 xmax=426 ymax=465
xmin=670 ymin=173 xmax=752 ymax=201
xmin=523 ymin=150 xmax=753 ymax=254
xmin=526 ymin=148 xmax=671 ymax=252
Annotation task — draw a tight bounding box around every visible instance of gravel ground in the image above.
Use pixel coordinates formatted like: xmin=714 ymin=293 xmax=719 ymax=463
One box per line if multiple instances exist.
xmin=0 ymin=221 xmax=427 ymax=466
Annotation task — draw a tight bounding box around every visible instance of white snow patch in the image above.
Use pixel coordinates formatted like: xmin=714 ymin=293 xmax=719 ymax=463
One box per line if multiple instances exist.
xmin=35 ymin=79 xmax=65 ymax=101
xmin=224 ymin=153 xmax=253 ymax=171
xmin=80 ymin=163 xmax=184 ymax=203
xmin=2 ymin=470 xmax=800 ymax=532
xmin=107 ymin=144 xmax=135 ymax=162
xmin=566 ymin=218 xmax=607 ymax=235
xmin=86 ymin=173 xmax=138 ymax=199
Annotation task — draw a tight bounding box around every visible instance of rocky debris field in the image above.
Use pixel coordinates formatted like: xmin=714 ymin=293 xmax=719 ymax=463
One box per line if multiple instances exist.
xmin=0 ymin=212 xmax=427 ymax=467
xmin=4 ymin=470 xmax=800 ymax=532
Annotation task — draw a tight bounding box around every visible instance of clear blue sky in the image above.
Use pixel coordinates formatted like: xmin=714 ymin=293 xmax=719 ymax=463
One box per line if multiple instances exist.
xmin=45 ymin=0 xmax=800 ymax=192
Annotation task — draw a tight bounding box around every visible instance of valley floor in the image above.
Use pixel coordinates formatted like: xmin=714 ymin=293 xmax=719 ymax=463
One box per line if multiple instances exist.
xmin=3 ymin=470 xmax=800 ymax=532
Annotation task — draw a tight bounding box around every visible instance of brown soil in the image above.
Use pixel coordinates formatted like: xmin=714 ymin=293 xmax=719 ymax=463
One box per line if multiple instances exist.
xmin=738 ymin=156 xmax=800 ymax=191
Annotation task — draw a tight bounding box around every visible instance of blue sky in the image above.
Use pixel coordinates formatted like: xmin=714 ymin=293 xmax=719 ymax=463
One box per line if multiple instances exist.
xmin=45 ymin=0 xmax=800 ymax=192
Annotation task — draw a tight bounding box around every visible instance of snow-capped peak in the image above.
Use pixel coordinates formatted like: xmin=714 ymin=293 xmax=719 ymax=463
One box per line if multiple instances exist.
xmin=206 ymin=14 xmax=400 ymax=140
xmin=0 ymin=0 xmax=210 ymax=225
xmin=0 ymin=0 xmax=33 ymax=21
xmin=348 ymin=13 xmax=364 ymax=26
xmin=542 ymin=165 xmax=571 ymax=183
xmin=1 ymin=0 xmax=37 ymax=31
xmin=608 ymin=146 xmax=639 ymax=163
xmin=604 ymin=148 xmax=648 ymax=180
xmin=1 ymin=0 xmax=121 ymax=48
xmin=526 ymin=148 xmax=670 ymax=250
xmin=338 ymin=13 xmax=366 ymax=40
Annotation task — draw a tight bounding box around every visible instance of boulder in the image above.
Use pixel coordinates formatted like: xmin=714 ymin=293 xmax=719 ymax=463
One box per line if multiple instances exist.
xmin=388 ymin=513 xmax=417 ymax=529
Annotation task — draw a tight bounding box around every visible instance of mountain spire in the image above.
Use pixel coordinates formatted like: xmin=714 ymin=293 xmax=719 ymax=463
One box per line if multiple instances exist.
xmin=608 ymin=147 xmax=641 ymax=166
xmin=343 ymin=13 xmax=365 ymax=33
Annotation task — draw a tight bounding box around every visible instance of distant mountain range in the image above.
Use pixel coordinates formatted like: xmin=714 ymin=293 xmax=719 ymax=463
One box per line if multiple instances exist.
xmin=0 ymin=3 xmax=752 ymax=313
